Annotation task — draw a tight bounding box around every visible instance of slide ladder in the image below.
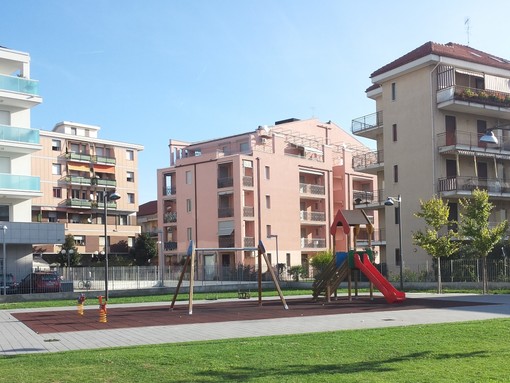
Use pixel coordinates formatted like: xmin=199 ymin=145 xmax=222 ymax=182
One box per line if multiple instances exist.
xmin=354 ymin=253 xmax=405 ymax=303
xmin=312 ymin=253 xmax=349 ymax=300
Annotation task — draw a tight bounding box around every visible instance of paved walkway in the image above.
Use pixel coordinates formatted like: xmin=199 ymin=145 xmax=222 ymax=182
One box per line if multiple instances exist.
xmin=1 ymin=293 xmax=510 ymax=355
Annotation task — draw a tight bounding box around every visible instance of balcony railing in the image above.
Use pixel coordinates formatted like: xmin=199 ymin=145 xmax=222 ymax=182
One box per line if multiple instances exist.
xmin=243 ymin=206 xmax=254 ymax=217
xmin=244 ymin=237 xmax=255 ymax=247
xmin=218 ymin=207 xmax=234 ymax=218
xmin=353 ymin=189 xmax=385 ymax=205
xmin=164 ymin=241 xmax=177 ymax=251
xmin=93 ymin=155 xmax=116 ymax=165
xmin=0 ymin=173 xmax=40 ymax=192
xmin=164 ymin=212 xmax=177 ymax=223
xmin=219 ymin=235 xmax=235 ymax=248
xmin=356 ymin=228 xmax=386 ymax=243
xmin=299 ymin=183 xmax=325 ymax=195
xmin=163 ymin=186 xmax=176 ymax=196
xmin=437 ymin=130 xmax=510 ymax=153
xmin=351 ymin=111 xmax=383 ymax=134
xmin=352 ymin=150 xmax=384 ymax=170
xmin=65 ymin=176 xmax=92 ymax=185
xmin=439 ymin=85 xmax=510 ymax=108
xmin=66 ymin=152 xmax=92 ymax=162
xmin=66 ymin=199 xmax=92 ymax=208
xmin=0 ymin=74 xmax=39 ymax=96
xmin=93 ymin=178 xmax=117 ymax=188
xmin=437 ymin=176 xmax=510 ymax=194
xmin=218 ymin=177 xmax=233 ymax=188
xmin=300 ymin=238 xmax=326 ymax=249
xmin=0 ymin=124 xmax=39 ymax=144
xmin=242 ymin=176 xmax=253 ymax=187
xmin=299 ymin=210 xmax=326 ymax=222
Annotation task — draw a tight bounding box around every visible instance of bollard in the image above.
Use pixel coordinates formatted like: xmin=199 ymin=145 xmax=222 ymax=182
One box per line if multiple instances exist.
xmin=77 ymin=293 xmax=86 ymax=316
xmin=98 ymin=295 xmax=107 ymax=323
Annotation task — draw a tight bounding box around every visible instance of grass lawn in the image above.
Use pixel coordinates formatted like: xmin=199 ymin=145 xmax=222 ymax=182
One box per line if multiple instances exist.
xmin=1 ymin=318 xmax=510 ymax=382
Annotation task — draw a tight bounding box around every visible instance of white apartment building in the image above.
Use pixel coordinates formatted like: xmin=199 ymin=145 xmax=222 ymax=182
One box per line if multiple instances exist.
xmin=0 ymin=46 xmax=64 ymax=279
xmin=352 ymin=41 xmax=510 ymax=275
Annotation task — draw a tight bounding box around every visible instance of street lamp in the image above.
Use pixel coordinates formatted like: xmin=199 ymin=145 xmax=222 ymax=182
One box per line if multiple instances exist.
xmin=267 ymin=234 xmax=279 ymax=278
xmin=479 ymin=123 xmax=510 ymax=145
xmin=384 ymin=195 xmax=403 ymax=290
xmin=103 ymin=190 xmax=121 ymax=301
xmin=60 ymin=248 xmax=74 ymax=280
xmin=2 ymin=226 xmax=7 ymax=296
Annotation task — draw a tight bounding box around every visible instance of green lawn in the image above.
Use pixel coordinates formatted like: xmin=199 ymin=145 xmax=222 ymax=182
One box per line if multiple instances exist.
xmin=1 ymin=318 xmax=509 ymax=382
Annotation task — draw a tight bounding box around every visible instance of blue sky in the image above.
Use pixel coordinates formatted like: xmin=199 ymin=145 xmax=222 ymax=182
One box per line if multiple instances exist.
xmin=3 ymin=0 xmax=510 ymax=204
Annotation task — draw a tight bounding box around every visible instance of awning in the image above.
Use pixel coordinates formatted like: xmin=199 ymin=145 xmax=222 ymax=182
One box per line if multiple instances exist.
xmin=93 ymin=164 xmax=115 ymax=174
xmin=299 ymin=168 xmax=324 ymax=176
xmin=303 ymin=146 xmax=323 ymax=154
xmin=218 ymin=220 xmax=234 ymax=236
xmin=67 ymin=163 xmax=90 ymax=172
xmin=455 ymin=68 xmax=484 ymax=77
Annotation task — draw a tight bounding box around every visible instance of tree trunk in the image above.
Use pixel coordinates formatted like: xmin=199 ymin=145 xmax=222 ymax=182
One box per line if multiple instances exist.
xmin=437 ymin=256 xmax=442 ymax=294
xmin=482 ymin=257 xmax=488 ymax=294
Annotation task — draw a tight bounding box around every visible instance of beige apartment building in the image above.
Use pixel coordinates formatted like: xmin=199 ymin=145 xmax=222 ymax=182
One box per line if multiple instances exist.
xmin=157 ymin=118 xmax=377 ymax=276
xmin=352 ymin=41 xmax=510 ymax=275
xmin=31 ymin=121 xmax=144 ymax=260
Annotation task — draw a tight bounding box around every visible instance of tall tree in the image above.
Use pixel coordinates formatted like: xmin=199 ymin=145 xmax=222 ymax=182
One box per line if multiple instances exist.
xmin=59 ymin=234 xmax=80 ymax=266
xmin=459 ymin=189 xmax=509 ymax=294
xmin=131 ymin=233 xmax=158 ymax=266
xmin=413 ymin=196 xmax=461 ymax=294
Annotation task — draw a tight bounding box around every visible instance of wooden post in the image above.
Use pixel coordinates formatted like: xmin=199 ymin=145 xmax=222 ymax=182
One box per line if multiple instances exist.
xmin=260 ymin=241 xmax=288 ymax=310
xmin=170 ymin=241 xmax=194 ymax=314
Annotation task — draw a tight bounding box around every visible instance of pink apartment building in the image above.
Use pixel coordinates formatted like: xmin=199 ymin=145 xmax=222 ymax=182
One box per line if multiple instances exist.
xmin=157 ymin=118 xmax=378 ymax=275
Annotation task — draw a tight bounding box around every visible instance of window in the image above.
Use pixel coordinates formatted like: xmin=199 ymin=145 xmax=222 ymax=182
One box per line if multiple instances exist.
xmin=70 ymin=143 xmax=80 ymax=153
xmin=74 ymin=236 xmax=85 ymax=246
xmin=126 ymin=171 xmax=134 ymax=182
xmin=127 ymin=193 xmax=135 ymax=203
xmin=266 ymin=225 xmax=272 ymax=237
xmin=266 ymin=195 xmax=271 ymax=209
xmin=126 ymin=150 xmax=134 ymax=161
xmin=186 ymin=170 xmax=192 ymax=184
xmin=0 ymin=206 xmax=9 ymax=221
xmin=393 ymin=164 xmax=399 ymax=183
xmin=392 ymin=124 xmax=397 ymax=142
xmin=71 ymin=127 xmax=77 ymax=135
xmin=240 ymin=142 xmax=249 ymax=152
xmin=99 ymin=236 xmax=105 ymax=247
xmin=51 ymin=140 xmax=61 ymax=151
xmin=391 ymin=82 xmax=396 ymax=101
xmin=128 ymin=237 xmax=134 ymax=247
xmin=394 ymin=206 xmax=400 ymax=225
xmin=286 ymin=253 xmax=291 ymax=267
xmin=187 ymin=227 xmax=193 ymax=241
xmin=52 ymin=163 xmax=61 ymax=175
xmin=53 ymin=187 xmax=62 ymax=198
xmin=48 ymin=212 xmax=57 ymax=223
xmin=395 ymin=248 xmax=401 ymax=266
xmin=265 ymin=166 xmax=270 ymax=180
xmin=186 ymin=198 xmax=192 ymax=212
xmin=119 ymin=215 xmax=127 ymax=225
xmin=267 ymin=253 xmax=272 ymax=264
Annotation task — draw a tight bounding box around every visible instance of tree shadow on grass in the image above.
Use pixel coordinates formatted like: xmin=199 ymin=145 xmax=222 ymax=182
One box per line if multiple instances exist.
xmin=182 ymin=350 xmax=489 ymax=383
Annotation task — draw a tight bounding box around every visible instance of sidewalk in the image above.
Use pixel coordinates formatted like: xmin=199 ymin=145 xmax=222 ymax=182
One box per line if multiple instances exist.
xmin=1 ymin=293 xmax=510 ymax=355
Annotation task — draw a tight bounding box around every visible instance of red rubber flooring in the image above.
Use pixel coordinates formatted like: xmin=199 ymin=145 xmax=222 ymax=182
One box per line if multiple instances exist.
xmin=12 ymin=297 xmax=493 ymax=335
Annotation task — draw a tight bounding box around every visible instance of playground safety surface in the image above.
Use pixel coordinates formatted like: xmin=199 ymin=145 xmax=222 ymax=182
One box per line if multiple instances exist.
xmin=12 ymin=296 xmax=494 ymax=335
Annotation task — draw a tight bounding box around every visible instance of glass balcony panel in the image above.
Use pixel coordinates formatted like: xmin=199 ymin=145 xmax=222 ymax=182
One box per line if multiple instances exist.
xmin=0 ymin=124 xmax=39 ymax=144
xmin=0 ymin=74 xmax=39 ymax=96
xmin=0 ymin=173 xmax=40 ymax=191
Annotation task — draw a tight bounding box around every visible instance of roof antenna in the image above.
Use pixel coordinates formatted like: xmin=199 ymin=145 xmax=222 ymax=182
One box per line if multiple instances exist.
xmin=465 ymin=17 xmax=471 ymax=46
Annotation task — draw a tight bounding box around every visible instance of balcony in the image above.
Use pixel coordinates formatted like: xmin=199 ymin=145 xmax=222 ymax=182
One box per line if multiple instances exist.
xmin=0 ymin=173 xmax=40 ymax=193
xmin=218 ymin=207 xmax=234 ymax=218
xmin=66 ymin=152 xmax=92 ymax=162
xmin=356 ymin=228 xmax=386 ymax=245
xmin=219 ymin=235 xmax=235 ymax=248
xmin=352 ymin=150 xmax=384 ymax=174
xmin=0 ymin=74 xmax=39 ymax=95
xmin=242 ymin=176 xmax=253 ymax=187
xmin=437 ymin=176 xmax=510 ymax=198
xmin=65 ymin=199 xmax=92 ymax=208
xmin=351 ymin=111 xmax=383 ymax=139
xmin=164 ymin=241 xmax=177 ymax=251
xmin=437 ymin=130 xmax=510 ymax=156
xmin=299 ymin=183 xmax=325 ymax=196
xmin=300 ymin=238 xmax=327 ymax=249
xmin=65 ymin=175 xmax=92 ymax=186
xmin=244 ymin=237 xmax=255 ymax=247
xmin=163 ymin=186 xmax=176 ymax=196
xmin=243 ymin=206 xmax=254 ymax=217
xmin=164 ymin=212 xmax=177 ymax=223
xmin=92 ymin=178 xmax=117 ymax=188
xmin=353 ymin=189 xmax=386 ymax=208
xmin=0 ymin=124 xmax=39 ymax=145
xmin=218 ymin=177 xmax=233 ymax=188
xmin=437 ymin=85 xmax=510 ymax=120
xmin=300 ymin=210 xmax=326 ymax=222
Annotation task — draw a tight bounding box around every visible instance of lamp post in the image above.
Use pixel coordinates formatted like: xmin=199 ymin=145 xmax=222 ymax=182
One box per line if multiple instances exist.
xmin=384 ymin=195 xmax=403 ymax=290
xmin=2 ymin=226 xmax=7 ymax=296
xmin=103 ymin=190 xmax=121 ymax=301
xmin=60 ymin=248 xmax=74 ymax=280
xmin=267 ymin=234 xmax=279 ymax=278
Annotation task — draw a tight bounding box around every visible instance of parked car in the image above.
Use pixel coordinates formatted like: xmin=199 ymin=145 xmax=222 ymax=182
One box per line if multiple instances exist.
xmin=15 ymin=272 xmax=61 ymax=294
xmin=0 ymin=273 xmax=18 ymax=295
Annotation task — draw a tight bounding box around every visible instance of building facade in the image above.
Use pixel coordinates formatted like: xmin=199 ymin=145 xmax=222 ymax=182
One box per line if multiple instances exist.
xmin=157 ymin=118 xmax=377 ymax=277
xmin=31 ymin=121 xmax=144 ymax=262
xmin=352 ymin=41 xmax=510 ymax=275
xmin=0 ymin=46 xmax=64 ymax=278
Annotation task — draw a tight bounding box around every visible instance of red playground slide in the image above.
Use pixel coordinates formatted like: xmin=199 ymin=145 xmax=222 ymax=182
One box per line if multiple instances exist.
xmin=354 ymin=253 xmax=406 ymax=303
